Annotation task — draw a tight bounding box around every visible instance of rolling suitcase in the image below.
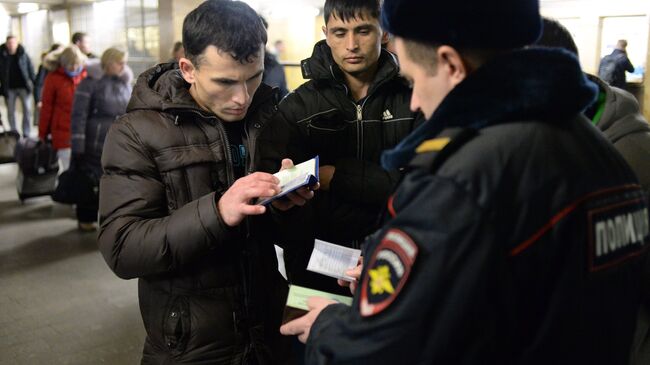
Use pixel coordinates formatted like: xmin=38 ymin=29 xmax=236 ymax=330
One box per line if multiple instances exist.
xmin=14 ymin=138 xmax=59 ymax=202
xmin=0 ymin=125 xmax=19 ymax=164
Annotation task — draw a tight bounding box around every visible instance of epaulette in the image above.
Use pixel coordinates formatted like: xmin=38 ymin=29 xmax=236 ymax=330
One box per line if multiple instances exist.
xmin=409 ymin=128 xmax=478 ymax=174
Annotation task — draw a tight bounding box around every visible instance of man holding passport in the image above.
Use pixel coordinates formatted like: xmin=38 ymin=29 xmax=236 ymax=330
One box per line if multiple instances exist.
xmin=98 ymin=1 xmax=312 ymax=363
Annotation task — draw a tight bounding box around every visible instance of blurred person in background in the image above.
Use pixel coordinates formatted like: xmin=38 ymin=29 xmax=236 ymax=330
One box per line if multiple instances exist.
xmin=72 ymin=32 xmax=96 ymax=59
xmin=70 ymin=47 xmax=133 ymax=232
xmin=599 ymin=39 xmax=634 ymax=89
xmin=0 ymin=35 xmax=36 ymax=138
xmin=169 ymin=41 xmax=184 ymax=63
xmin=260 ymin=16 xmax=288 ymax=98
xmin=33 ymin=43 xmax=63 ymax=126
xmin=38 ymin=46 xmax=88 ymax=171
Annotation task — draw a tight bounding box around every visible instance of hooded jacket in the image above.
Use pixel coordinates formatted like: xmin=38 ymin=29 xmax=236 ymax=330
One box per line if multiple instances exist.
xmin=587 ymin=75 xmax=650 ymax=195
xmin=307 ymin=48 xmax=649 ymax=365
xmin=267 ymin=40 xmax=418 ymax=293
xmin=70 ymin=60 xmax=133 ymax=178
xmin=38 ymin=67 xmax=87 ymax=149
xmin=0 ymin=43 xmax=35 ymax=96
xmin=98 ymin=63 xmax=289 ymax=364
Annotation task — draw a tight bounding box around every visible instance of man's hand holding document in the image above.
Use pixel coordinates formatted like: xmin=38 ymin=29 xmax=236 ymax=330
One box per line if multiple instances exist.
xmin=258 ymin=157 xmax=320 ymax=205
xmin=282 ymin=240 xmax=362 ymax=325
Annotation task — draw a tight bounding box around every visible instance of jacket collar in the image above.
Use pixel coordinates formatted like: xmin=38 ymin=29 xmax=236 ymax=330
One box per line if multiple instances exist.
xmin=382 ymin=48 xmax=598 ymax=169
xmin=128 ymin=62 xmax=277 ymax=125
xmin=301 ymin=40 xmax=402 ymax=94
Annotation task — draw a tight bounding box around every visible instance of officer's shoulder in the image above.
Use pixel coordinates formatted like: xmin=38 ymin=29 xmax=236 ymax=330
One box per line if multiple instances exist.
xmin=409 ymin=128 xmax=481 ymax=172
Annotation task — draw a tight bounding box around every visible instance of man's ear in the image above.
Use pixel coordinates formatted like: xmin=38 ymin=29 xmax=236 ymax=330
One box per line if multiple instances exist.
xmin=437 ymin=45 xmax=467 ymax=88
xmin=178 ymin=57 xmax=196 ymax=84
xmin=380 ymin=30 xmax=390 ymax=46
xmin=322 ymin=25 xmax=328 ymax=38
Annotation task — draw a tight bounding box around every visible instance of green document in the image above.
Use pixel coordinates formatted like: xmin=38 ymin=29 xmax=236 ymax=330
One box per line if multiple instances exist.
xmin=285 ymin=285 xmax=353 ymax=312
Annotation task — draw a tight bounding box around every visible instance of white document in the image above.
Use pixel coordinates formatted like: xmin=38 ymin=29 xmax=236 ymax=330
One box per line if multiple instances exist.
xmin=307 ymin=239 xmax=361 ymax=282
xmin=274 ymin=244 xmax=287 ymax=281
xmin=257 ymin=157 xmax=319 ymax=205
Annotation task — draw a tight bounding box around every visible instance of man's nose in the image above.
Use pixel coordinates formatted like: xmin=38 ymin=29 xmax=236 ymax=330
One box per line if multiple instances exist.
xmin=345 ymin=34 xmax=359 ymax=51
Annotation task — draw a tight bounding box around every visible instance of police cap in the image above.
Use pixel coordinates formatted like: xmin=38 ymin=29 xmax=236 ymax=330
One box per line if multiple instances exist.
xmin=381 ymin=0 xmax=542 ymax=48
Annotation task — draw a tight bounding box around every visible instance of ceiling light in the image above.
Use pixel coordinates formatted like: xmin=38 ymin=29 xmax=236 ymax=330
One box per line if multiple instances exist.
xmin=17 ymin=3 xmax=39 ymax=14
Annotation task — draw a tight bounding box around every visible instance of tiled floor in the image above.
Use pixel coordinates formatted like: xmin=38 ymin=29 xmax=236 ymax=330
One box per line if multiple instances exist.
xmin=0 ymin=161 xmax=146 ymax=364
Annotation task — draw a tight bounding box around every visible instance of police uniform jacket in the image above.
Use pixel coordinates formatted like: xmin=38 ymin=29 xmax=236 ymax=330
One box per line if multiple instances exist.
xmin=99 ymin=63 xmax=290 ymax=365
xmin=305 ymin=49 xmax=650 ymax=364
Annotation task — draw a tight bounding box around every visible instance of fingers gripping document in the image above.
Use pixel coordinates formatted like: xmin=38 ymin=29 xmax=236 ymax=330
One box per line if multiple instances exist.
xmin=283 ymin=285 xmax=353 ymax=324
xmin=257 ymin=156 xmax=319 ymax=205
xmin=307 ymin=239 xmax=361 ymax=282
xmin=283 ymin=240 xmax=360 ymax=323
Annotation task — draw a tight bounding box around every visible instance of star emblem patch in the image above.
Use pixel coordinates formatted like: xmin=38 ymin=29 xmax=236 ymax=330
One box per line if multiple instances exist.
xmin=360 ymin=229 xmax=418 ymax=317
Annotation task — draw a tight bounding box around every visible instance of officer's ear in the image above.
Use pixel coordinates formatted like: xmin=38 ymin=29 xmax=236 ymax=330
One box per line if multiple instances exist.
xmin=437 ymin=46 xmax=467 ymax=88
xmin=179 ymin=57 xmax=197 ymax=84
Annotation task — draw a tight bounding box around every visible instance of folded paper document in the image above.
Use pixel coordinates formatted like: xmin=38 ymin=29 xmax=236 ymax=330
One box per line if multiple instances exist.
xmin=257 ymin=156 xmax=319 ymax=205
xmin=307 ymin=239 xmax=361 ymax=282
xmin=283 ymin=284 xmax=353 ymax=324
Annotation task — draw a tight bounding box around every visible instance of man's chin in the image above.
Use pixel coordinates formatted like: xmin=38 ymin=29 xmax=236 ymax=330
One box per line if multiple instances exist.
xmin=216 ymin=111 xmax=247 ymax=122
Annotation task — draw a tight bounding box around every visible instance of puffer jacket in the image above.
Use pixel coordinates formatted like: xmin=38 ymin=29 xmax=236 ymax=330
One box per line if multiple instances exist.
xmin=586 ymin=75 xmax=650 ymax=195
xmin=0 ymin=43 xmax=35 ymax=96
xmin=271 ymin=41 xmax=418 ymax=244
xmin=38 ymin=67 xmax=87 ymax=149
xmin=70 ymin=61 xmax=133 ymax=179
xmin=98 ymin=62 xmax=289 ymax=364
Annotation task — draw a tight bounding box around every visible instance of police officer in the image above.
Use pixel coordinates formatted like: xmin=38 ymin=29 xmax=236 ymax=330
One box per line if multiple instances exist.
xmin=280 ymin=0 xmax=650 ymax=363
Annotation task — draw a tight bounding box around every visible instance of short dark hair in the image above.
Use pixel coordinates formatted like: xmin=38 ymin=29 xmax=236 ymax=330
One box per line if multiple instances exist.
xmin=71 ymin=32 xmax=87 ymax=45
xmin=534 ymin=18 xmax=579 ymax=57
xmin=324 ymin=0 xmax=380 ymax=24
xmin=6 ymin=35 xmax=16 ymax=41
xmin=182 ymin=0 xmax=267 ymax=66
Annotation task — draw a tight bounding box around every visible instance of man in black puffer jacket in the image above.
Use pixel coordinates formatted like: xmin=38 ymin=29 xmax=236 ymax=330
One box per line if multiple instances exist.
xmin=98 ymin=1 xmax=313 ymax=364
xmin=265 ymin=0 xmax=419 ymax=294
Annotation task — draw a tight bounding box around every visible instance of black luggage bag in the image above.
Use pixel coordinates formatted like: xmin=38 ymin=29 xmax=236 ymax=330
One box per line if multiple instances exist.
xmin=0 ymin=125 xmax=19 ymax=164
xmin=14 ymin=138 xmax=59 ymax=201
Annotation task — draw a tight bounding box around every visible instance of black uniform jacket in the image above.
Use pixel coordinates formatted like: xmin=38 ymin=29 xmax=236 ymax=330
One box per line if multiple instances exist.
xmin=99 ymin=63 xmax=290 ymax=365
xmin=305 ymin=49 xmax=650 ymax=365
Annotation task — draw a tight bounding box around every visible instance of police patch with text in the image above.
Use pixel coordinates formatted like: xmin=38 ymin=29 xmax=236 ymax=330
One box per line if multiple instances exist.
xmin=360 ymin=229 xmax=418 ymax=317
xmin=588 ymin=198 xmax=649 ymax=272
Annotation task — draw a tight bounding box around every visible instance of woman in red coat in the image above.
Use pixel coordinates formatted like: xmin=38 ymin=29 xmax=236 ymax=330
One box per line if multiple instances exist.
xmin=38 ymin=46 xmax=87 ymax=171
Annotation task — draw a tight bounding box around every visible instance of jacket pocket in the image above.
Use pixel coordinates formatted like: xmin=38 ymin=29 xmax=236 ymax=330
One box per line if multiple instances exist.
xmin=163 ymin=296 xmax=191 ymax=355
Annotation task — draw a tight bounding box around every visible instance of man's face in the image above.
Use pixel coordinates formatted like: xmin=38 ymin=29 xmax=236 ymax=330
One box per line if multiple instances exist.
xmin=394 ymin=38 xmax=454 ymax=120
xmin=77 ymin=36 xmax=91 ymax=55
xmin=181 ymin=45 xmax=264 ymax=122
xmin=6 ymin=38 xmax=17 ymax=55
xmin=323 ymin=12 xmax=386 ymax=78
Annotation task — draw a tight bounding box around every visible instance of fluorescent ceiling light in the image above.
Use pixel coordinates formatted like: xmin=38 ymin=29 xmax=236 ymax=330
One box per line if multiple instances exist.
xmin=17 ymin=3 xmax=39 ymax=14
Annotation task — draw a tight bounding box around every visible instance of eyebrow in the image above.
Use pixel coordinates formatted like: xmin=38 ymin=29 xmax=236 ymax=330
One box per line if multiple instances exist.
xmin=329 ymin=24 xmax=376 ymax=33
xmin=211 ymin=70 xmax=264 ymax=83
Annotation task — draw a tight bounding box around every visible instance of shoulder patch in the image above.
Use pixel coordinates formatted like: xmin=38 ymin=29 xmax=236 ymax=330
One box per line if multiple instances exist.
xmin=360 ymin=229 xmax=418 ymax=317
xmin=415 ymin=137 xmax=450 ymax=154
xmin=588 ymin=198 xmax=649 ymax=272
